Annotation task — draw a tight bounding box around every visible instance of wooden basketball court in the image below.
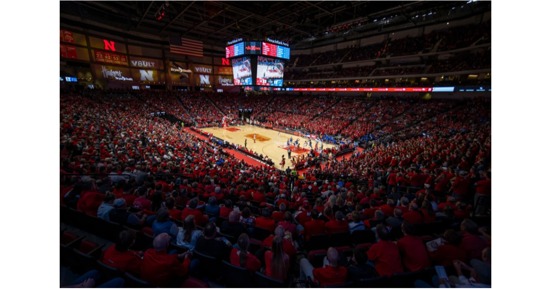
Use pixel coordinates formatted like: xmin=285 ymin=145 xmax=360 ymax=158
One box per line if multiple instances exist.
xmin=199 ymin=125 xmax=336 ymax=170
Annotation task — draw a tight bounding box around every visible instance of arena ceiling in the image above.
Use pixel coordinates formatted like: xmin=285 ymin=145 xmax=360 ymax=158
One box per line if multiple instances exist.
xmin=60 ymin=1 xmax=473 ymax=49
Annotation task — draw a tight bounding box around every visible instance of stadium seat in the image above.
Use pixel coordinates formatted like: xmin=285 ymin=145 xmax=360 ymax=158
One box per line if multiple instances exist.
xmin=220 ymin=260 xmax=254 ymax=287
xmin=192 ymin=250 xmax=221 ymax=282
xmin=254 ymin=271 xmax=286 ymax=288
xmin=181 ymin=276 xmax=209 ymax=288
xmin=123 ymin=272 xmax=151 ymax=288
xmin=95 ymin=259 xmax=123 ymax=281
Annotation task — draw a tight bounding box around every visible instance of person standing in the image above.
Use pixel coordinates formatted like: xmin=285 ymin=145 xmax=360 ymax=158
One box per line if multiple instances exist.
xmin=244 ymin=138 xmax=247 ymax=148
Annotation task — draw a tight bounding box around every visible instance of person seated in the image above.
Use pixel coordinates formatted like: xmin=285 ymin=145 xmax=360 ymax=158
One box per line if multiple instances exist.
xmin=108 ymin=198 xmax=147 ymax=228
xmin=396 ymin=222 xmax=432 ymax=272
xmin=140 ymin=233 xmax=191 ymax=287
xmin=299 ymin=247 xmax=348 ymax=287
xmin=230 ymin=233 xmax=262 ymax=272
xmin=96 ymin=192 xmax=116 ymax=221
xmin=429 ymin=229 xmax=467 ymax=267
xmin=459 ymin=219 xmax=489 ymax=261
xmin=255 ymin=207 xmax=277 ymax=233
xmin=221 ymin=210 xmax=247 ymax=240
xmin=176 ymin=215 xmax=203 ymax=251
xmin=100 ymin=230 xmax=142 ymax=275
xmin=325 ymin=210 xmax=349 ymax=234
xmin=181 ymin=198 xmax=207 ymax=227
xmin=151 ymin=207 xmax=178 ymax=238
xmin=264 ymin=235 xmax=290 ymax=282
xmin=164 ymin=196 xmax=182 ymax=221
xmin=348 ymin=211 xmax=367 ymax=233
xmin=278 ymin=211 xmax=298 ymax=238
xmin=347 ymin=247 xmax=377 ymax=282
xmin=195 ymin=222 xmax=231 ymax=260
xmin=263 ymin=225 xmax=297 ymax=259
xmin=367 ymin=224 xmax=404 ymax=277
xmin=62 ymin=269 xmax=125 ymax=288
xmin=303 ymin=209 xmax=326 ymax=241
xmin=204 ymin=196 xmax=220 ymax=222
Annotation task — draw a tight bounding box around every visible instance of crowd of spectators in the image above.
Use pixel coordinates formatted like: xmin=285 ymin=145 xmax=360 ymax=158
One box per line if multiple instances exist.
xmin=61 ymin=89 xmax=490 ymax=287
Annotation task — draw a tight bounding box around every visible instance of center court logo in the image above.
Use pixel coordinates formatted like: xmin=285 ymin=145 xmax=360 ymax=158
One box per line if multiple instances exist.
xmin=244 ymin=134 xmax=270 ymax=142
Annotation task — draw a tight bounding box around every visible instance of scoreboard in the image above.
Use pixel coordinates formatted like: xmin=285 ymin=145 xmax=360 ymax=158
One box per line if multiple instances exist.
xmin=225 ymin=38 xmax=290 ymax=87
xmin=225 ymin=42 xmax=244 ymax=58
xmin=261 ymin=42 xmax=290 ymax=60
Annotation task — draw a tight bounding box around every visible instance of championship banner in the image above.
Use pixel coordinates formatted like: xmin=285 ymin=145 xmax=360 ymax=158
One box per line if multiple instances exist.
xmin=60 ymin=44 xmax=77 ymax=59
xmin=60 ymin=29 xmax=88 ymax=46
xmin=61 ymin=45 xmax=90 ymax=61
xmin=93 ymin=50 xmax=128 ymax=66
xmin=217 ymin=66 xmax=233 ymax=75
xmin=60 ymin=30 xmax=74 ymax=43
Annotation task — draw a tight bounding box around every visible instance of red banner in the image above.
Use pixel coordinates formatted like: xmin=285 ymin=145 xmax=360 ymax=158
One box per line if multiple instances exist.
xmin=60 ymin=44 xmax=77 ymax=59
xmin=93 ymin=50 xmax=128 ymax=66
xmin=60 ymin=30 xmax=74 ymax=43
xmin=217 ymin=66 xmax=233 ymax=75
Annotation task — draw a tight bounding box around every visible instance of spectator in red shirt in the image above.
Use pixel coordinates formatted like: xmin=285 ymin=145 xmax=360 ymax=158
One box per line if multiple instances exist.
xmin=278 ymin=211 xmax=298 ymax=238
xmin=140 ymin=233 xmax=191 ymax=287
xmin=219 ymin=199 xmax=235 ymax=219
xmin=459 ymin=219 xmax=489 ymax=261
xmin=402 ymin=201 xmax=424 ymax=225
xmin=264 ymin=235 xmax=290 ymax=282
xmin=325 ymin=210 xmax=349 ymax=234
xmin=263 ymin=225 xmax=297 ymax=259
xmin=77 ymin=190 xmax=104 ymax=217
xmin=230 ymin=233 xmax=261 ymax=272
xmin=303 ymin=210 xmax=326 ymax=241
xmin=100 ymin=230 xmax=142 ymax=275
xmin=396 ymin=222 xmax=432 ymax=272
xmin=473 ymin=170 xmax=491 ymax=216
xmin=181 ymin=198 xmax=207 ymax=227
xmin=429 ymin=229 xmax=467 ymax=267
xmin=256 ymin=207 xmax=277 ymax=232
xmin=367 ymin=224 xmax=404 ymax=276
xmin=299 ymin=247 xmax=348 ymax=287
xmin=164 ymin=197 xmax=181 ymax=221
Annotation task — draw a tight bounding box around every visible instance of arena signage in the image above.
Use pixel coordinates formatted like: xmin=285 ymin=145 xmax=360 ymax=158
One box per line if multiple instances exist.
xmin=94 ymin=50 xmax=128 ymax=66
xmin=199 ymin=75 xmax=210 ymax=85
xmin=266 ymin=37 xmax=289 ymax=47
xmin=227 ymin=38 xmax=243 ymax=45
xmin=101 ymin=66 xmax=133 ymax=81
xmin=194 ymin=66 xmax=212 ymax=74
xmin=139 ymin=70 xmax=154 ymax=81
xmin=103 ymin=39 xmax=116 ymax=51
xmin=171 ymin=67 xmax=192 ymax=73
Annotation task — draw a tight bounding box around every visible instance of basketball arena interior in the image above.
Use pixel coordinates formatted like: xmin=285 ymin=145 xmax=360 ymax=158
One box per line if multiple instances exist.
xmin=59 ymin=1 xmax=492 ymax=288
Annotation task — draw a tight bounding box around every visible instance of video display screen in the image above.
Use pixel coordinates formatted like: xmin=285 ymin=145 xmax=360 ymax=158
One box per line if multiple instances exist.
xmin=244 ymin=41 xmax=262 ymax=55
xmin=225 ymin=42 xmax=244 ymax=58
xmin=231 ymin=56 xmax=253 ymax=85
xmin=261 ymin=42 xmax=290 ymax=59
xmin=256 ymin=56 xmax=284 ymax=86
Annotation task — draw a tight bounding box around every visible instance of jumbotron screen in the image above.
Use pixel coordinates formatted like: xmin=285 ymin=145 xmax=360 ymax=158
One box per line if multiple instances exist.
xmin=256 ymin=56 xmax=284 ymax=87
xmin=226 ymin=42 xmax=244 ymax=58
xmin=231 ymin=56 xmax=253 ymax=85
xmin=261 ymin=42 xmax=290 ymax=59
